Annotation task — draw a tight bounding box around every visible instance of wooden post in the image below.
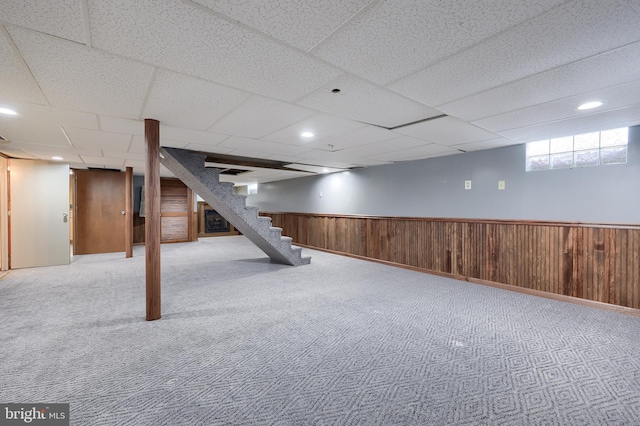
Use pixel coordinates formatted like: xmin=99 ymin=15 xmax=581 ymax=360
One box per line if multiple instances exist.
xmin=125 ymin=167 xmax=133 ymax=258
xmin=145 ymin=119 xmax=161 ymax=321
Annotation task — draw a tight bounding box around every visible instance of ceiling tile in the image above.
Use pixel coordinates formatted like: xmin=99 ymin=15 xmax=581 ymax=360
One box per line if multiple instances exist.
xmin=209 ymin=96 xmax=316 ymax=138
xmin=289 ymin=153 xmax=358 ymax=169
xmin=181 ymin=143 xmax=234 ymax=155
xmin=0 ymin=146 xmax=36 ymax=159
xmin=103 ymin=151 xmax=144 ymax=161
xmin=367 ymin=144 xmax=460 ymax=162
xmin=291 ymin=149 xmax=376 ymax=168
xmin=64 ymin=127 xmax=132 ymax=151
xmin=223 ymin=169 xmax=312 ymax=185
xmin=286 ymin=149 xmax=349 ymax=162
xmin=99 ymin=116 xmax=144 ymax=135
xmin=192 ymin=0 xmax=371 ymax=51
xmin=5 ymin=102 xmax=98 ymax=129
xmin=143 ymin=70 xmax=250 ymax=130
xmin=339 ymin=135 xmax=428 ymax=157
xmin=28 ymin=151 xmax=83 ymax=163
xmin=221 ymin=149 xmax=274 ymax=159
xmin=265 ymin=154 xmax=309 ymax=163
xmin=393 ymin=116 xmax=498 ymax=145
xmin=128 ymin=136 xmax=190 ymax=154
xmin=80 ymin=155 xmax=125 ymax=168
xmin=0 ymin=0 xmax=85 ymax=43
xmin=88 ymin=0 xmax=342 ymax=101
xmin=263 ymin=114 xmax=365 ymax=145
xmin=220 ymin=136 xmax=310 ymax=156
xmin=2 ymin=1 xmax=637 ymax=178
xmin=3 ymin=141 xmax=101 ymax=157
xmin=0 ymin=29 xmax=47 ymax=104
xmin=303 ymin=125 xmax=397 ymax=151
xmin=497 ymin=104 xmax=640 ymax=142
xmin=390 ymin=0 xmax=640 ymax=106
xmin=473 ymin=79 xmax=640 ymax=133
xmin=297 ymin=74 xmax=441 ymax=128
xmin=0 ymin=117 xmax=70 ymax=146
xmin=312 ymin=0 xmax=568 ymax=85
xmin=8 ymin=26 xmax=155 ymax=118
xmin=440 ymin=41 xmax=640 ymax=121
xmin=452 ymin=138 xmax=518 ymax=152
xmin=349 ymin=157 xmax=390 ymax=167
xmin=160 ymin=125 xmax=228 ymax=146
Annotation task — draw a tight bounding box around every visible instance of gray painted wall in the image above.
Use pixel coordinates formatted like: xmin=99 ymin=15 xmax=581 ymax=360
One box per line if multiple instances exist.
xmin=248 ymin=126 xmax=640 ymax=223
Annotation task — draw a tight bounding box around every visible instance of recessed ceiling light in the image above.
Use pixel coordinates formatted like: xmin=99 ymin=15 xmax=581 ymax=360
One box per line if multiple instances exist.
xmin=578 ymin=101 xmax=603 ymax=110
xmin=51 ymin=156 xmax=63 ymax=160
xmin=301 ymin=131 xmax=314 ymax=138
xmin=0 ymin=107 xmax=17 ymax=116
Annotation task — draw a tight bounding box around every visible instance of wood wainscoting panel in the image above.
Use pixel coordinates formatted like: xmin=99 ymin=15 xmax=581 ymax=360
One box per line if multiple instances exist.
xmin=262 ymin=212 xmax=640 ymax=310
xmin=133 ymin=178 xmax=194 ymax=244
xmin=160 ymin=178 xmax=190 ymax=243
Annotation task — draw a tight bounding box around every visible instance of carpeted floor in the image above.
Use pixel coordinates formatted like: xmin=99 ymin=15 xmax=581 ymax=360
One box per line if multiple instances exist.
xmin=1 ymin=236 xmax=639 ymax=425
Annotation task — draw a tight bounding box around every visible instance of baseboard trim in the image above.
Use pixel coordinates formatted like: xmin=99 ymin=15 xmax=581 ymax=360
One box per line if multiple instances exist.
xmin=297 ymin=244 xmax=640 ymax=318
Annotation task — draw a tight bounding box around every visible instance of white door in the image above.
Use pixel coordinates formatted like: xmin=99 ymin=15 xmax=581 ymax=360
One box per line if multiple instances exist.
xmin=10 ymin=159 xmax=70 ymax=268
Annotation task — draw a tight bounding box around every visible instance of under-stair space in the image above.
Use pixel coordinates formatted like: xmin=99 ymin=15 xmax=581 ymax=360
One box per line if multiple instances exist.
xmin=159 ymin=147 xmax=310 ymax=266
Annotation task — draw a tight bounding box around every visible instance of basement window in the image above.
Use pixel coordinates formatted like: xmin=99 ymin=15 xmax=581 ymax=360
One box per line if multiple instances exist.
xmin=248 ymin=183 xmax=258 ymax=195
xmin=526 ymin=127 xmax=628 ymax=171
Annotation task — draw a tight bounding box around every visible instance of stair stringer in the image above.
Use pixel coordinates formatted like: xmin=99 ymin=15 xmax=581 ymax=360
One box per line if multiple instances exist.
xmin=159 ymin=147 xmax=310 ymax=266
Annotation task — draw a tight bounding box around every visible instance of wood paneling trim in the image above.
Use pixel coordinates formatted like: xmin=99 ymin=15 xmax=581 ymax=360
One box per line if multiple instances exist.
xmin=262 ymin=212 xmax=640 ymax=312
xmin=161 ymin=212 xmax=188 ymax=217
xmin=263 ymin=212 xmax=640 ymax=230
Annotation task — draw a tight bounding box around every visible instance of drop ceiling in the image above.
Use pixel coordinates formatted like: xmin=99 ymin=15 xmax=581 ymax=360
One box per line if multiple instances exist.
xmin=0 ymin=0 xmax=639 ymax=185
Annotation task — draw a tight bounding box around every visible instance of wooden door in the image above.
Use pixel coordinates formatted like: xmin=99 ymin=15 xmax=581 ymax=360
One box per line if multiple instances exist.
xmin=75 ymin=169 xmax=125 ymax=254
xmin=160 ymin=179 xmax=191 ymax=243
xmin=10 ymin=159 xmax=70 ymax=268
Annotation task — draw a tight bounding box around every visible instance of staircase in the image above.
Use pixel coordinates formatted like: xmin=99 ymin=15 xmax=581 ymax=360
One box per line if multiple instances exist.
xmin=159 ymin=147 xmax=310 ymax=266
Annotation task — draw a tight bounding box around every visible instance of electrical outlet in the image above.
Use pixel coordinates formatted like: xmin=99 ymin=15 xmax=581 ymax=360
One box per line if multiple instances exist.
xmin=464 ymin=180 xmax=472 ymax=190
xmin=498 ymin=180 xmax=506 ymax=190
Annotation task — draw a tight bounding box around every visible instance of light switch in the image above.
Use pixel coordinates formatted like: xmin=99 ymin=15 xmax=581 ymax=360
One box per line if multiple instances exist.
xmin=498 ymin=180 xmax=506 ymax=190
xmin=464 ymin=180 xmax=472 ymax=190
xmin=319 ymin=191 xmax=323 ymax=198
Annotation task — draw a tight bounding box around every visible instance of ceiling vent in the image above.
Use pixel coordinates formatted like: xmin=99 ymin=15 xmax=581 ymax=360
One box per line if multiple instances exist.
xmin=362 ymin=114 xmax=448 ymax=130
xmin=88 ymin=167 xmax=122 ymax=172
xmin=219 ymin=168 xmax=250 ymax=176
